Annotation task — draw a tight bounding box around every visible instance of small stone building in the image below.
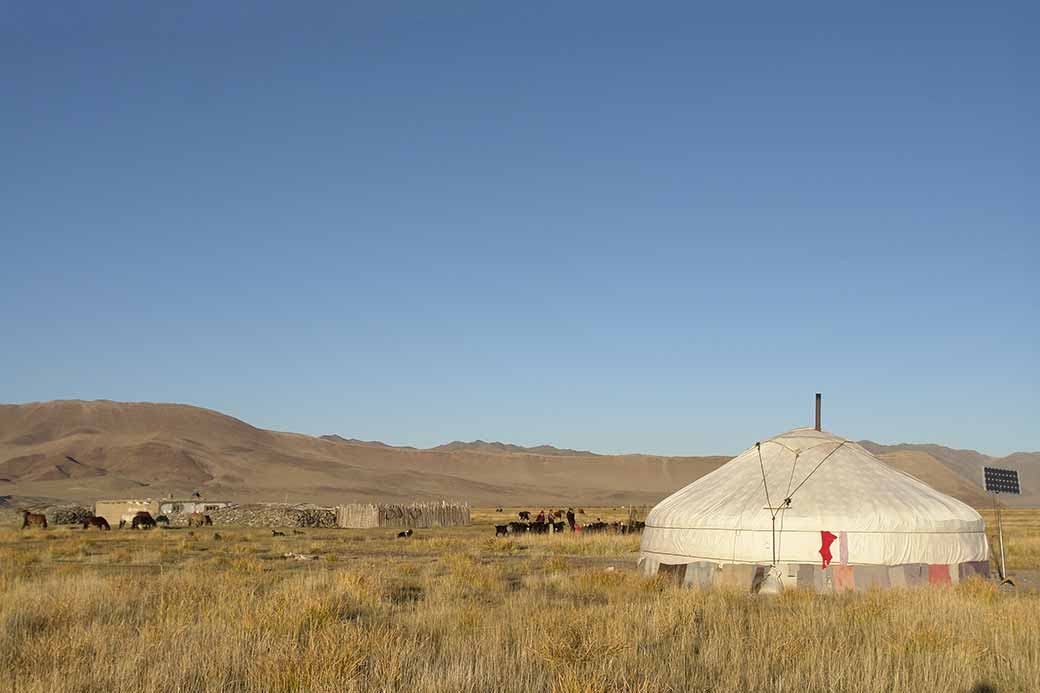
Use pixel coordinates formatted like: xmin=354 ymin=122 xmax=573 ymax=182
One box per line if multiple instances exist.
xmin=94 ymin=499 xmax=160 ymax=527
xmin=158 ymin=499 xmax=232 ymax=516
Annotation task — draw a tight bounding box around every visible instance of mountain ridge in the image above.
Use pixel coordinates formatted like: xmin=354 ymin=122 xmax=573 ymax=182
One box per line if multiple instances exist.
xmin=1 ymin=400 xmax=1035 ymax=508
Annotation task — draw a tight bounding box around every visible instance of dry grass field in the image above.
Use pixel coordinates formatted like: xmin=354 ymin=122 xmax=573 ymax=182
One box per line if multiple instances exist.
xmin=1 ymin=507 xmax=1038 ymax=692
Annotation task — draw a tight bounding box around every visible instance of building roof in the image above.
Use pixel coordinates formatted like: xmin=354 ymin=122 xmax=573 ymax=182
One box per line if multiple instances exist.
xmin=640 ymin=427 xmax=988 ymax=566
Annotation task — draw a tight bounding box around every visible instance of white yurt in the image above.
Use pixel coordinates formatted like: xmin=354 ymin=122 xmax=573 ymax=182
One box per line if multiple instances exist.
xmin=639 ymin=424 xmax=990 ymax=592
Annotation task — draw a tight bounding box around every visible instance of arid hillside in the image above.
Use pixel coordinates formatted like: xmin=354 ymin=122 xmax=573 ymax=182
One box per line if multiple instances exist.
xmin=0 ymin=401 xmax=727 ymax=507
xmin=1 ymin=400 xmax=1032 ymax=509
xmin=861 ymin=441 xmax=1039 ymax=508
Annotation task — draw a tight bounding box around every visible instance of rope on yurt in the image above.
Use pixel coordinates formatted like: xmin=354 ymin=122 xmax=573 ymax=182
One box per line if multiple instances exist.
xmin=756 ymin=442 xmax=773 ymax=511
xmin=756 ymin=443 xmax=790 ymax=567
xmin=759 ymin=441 xmax=846 ymax=569
xmin=786 ymin=440 xmax=847 ymax=502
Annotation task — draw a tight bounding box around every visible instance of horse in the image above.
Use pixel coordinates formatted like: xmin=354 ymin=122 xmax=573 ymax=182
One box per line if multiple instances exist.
xmin=131 ymin=511 xmax=156 ymax=530
xmin=82 ymin=516 xmax=110 ymax=531
xmin=188 ymin=512 xmax=212 ymax=527
xmin=20 ymin=510 xmax=47 ymax=529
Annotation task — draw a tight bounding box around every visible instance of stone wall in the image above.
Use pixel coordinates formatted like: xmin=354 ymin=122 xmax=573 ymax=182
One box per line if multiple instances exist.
xmin=168 ymin=503 xmax=336 ymax=528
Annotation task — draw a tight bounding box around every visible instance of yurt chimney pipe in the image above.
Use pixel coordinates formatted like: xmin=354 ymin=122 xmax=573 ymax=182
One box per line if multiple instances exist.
xmin=815 ymin=393 xmax=822 ymax=431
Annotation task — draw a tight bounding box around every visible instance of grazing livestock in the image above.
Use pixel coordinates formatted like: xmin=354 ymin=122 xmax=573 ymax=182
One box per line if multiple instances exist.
xmin=272 ymin=530 xmax=286 ymax=537
xmin=293 ymin=530 xmax=305 ymax=535
xmin=188 ymin=513 xmax=213 ymax=527
xmin=21 ymin=510 xmax=48 ymax=529
xmin=155 ymin=515 xmax=170 ymax=527
xmin=617 ymin=521 xmax=646 ymax=535
xmin=397 ymin=529 xmax=414 ymax=538
xmin=213 ymin=533 xmax=223 ymax=540
xmin=495 ymin=507 xmax=504 ymax=512
xmin=495 ymin=525 xmax=509 ymax=536
xmin=518 ymin=511 xmax=530 ymax=521
xmin=583 ymin=521 xmax=611 ymax=534
xmin=528 ymin=521 xmax=550 ymax=534
xmin=131 ymin=512 xmax=156 ymax=530
xmin=82 ymin=516 xmax=110 ymax=531
xmin=552 ymin=521 xmax=566 ymax=533
xmin=507 ymin=522 xmax=528 ymax=534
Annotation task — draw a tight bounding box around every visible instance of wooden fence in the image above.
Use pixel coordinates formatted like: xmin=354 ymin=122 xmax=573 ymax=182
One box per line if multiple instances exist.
xmin=336 ymin=501 xmax=471 ymax=529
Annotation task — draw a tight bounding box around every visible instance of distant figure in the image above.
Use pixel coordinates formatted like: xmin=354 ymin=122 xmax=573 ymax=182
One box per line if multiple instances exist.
xmin=397 ymin=529 xmax=414 ymax=538
xmin=293 ymin=529 xmax=305 ymax=535
xmin=566 ymin=509 xmax=575 ymax=530
xmin=21 ymin=510 xmax=48 ymax=529
xmin=536 ymin=510 xmax=546 ymax=523
xmin=82 ymin=516 xmax=110 ymax=531
xmin=272 ymin=530 xmax=286 ymax=537
xmin=192 ymin=491 xmax=201 ymax=499
xmin=213 ymin=532 xmax=223 ymax=540
xmin=495 ymin=507 xmax=503 ymax=513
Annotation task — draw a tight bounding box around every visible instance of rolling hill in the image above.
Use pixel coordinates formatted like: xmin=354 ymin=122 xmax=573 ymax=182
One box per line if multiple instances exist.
xmin=0 ymin=400 xmax=1034 ymax=509
xmin=0 ymin=400 xmax=727 ymax=508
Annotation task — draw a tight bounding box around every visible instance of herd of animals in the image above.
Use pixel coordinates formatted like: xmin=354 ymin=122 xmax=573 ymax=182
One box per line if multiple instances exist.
xmin=493 ymin=508 xmax=646 ymax=537
xmin=18 ymin=507 xmax=645 ymax=538
xmin=18 ymin=509 xmax=212 ymax=531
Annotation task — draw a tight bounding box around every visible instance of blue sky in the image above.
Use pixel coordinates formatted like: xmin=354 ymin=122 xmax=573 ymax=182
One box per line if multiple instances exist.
xmin=2 ymin=3 xmax=1036 ymax=456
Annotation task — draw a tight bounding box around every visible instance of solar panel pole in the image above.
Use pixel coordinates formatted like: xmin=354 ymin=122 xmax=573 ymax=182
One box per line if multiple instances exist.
xmin=993 ymin=492 xmax=1007 ymax=581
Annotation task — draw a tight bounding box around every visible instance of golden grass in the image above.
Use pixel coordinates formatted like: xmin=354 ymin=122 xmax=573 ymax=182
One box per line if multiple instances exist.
xmin=0 ymin=507 xmax=1038 ymax=692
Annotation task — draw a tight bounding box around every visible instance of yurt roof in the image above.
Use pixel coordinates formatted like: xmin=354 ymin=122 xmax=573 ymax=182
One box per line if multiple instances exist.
xmin=641 ymin=427 xmax=988 ymax=566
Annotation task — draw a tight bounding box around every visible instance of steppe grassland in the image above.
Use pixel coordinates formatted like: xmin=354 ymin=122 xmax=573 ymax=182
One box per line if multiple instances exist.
xmin=0 ymin=507 xmax=1037 ymax=692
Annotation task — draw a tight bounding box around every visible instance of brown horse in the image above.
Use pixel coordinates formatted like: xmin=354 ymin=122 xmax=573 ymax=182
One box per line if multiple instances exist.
xmin=82 ymin=516 xmax=111 ymax=531
xmin=188 ymin=512 xmax=213 ymax=527
xmin=131 ymin=511 xmax=156 ymax=530
xmin=21 ymin=510 xmax=48 ymax=529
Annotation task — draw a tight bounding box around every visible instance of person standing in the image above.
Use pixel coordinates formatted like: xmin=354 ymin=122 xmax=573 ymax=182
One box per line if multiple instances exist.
xmin=566 ymin=508 xmax=575 ymax=531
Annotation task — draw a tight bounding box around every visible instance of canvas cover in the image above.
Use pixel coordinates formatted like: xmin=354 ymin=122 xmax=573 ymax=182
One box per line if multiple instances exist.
xmin=640 ymin=428 xmax=988 ymax=567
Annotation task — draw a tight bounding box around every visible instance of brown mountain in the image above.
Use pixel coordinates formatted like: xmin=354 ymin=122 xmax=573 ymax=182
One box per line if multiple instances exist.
xmin=1 ymin=400 xmax=1032 ymax=510
xmin=860 ymin=441 xmax=1039 ymax=507
xmin=428 ymin=440 xmax=596 ymax=456
xmin=0 ymin=400 xmax=727 ymax=508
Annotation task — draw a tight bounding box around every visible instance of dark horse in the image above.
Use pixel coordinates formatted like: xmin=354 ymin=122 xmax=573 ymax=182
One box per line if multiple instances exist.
xmin=21 ymin=510 xmax=48 ymax=529
xmin=82 ymin=516 xmax=111 ymax=531
xmin=131 ymin=511 xmax=156 ymax=530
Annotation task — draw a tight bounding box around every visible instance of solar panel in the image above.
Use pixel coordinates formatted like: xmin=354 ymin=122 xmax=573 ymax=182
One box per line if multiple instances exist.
xmin=983 ymin=467 xmax=1021 ymax=495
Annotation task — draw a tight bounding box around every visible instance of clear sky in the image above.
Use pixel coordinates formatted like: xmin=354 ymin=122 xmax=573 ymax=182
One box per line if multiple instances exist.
xmin=3 ymin=3 xmax=1037 ymax=457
